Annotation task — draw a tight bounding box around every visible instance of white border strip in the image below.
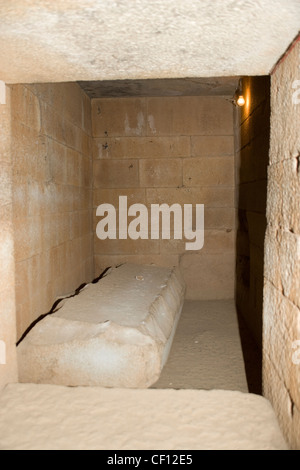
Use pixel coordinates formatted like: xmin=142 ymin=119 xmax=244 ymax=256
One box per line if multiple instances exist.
xmin=0 ymin=340 xmax=6 ymax=364
xmin=0 ymin=81 xmax=6 ymax=105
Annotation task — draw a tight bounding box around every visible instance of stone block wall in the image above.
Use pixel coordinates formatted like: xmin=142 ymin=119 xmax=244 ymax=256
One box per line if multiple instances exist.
xmin=92 ymin=96 xmax=236 ymax=299
xmin=0 ymin=84 xmax=18 ymax=389
xmin=234 ymin=76 xmax=270 ymax=347
xmin=11 ymin=83 xmax=94 ymax=340
xmin=263 ymin=38 xmax=300 ymax=449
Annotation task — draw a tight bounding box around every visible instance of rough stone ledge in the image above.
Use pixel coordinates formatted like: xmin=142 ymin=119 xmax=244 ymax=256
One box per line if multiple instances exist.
xmin=0 ymin=383 xmax=288 ymax=450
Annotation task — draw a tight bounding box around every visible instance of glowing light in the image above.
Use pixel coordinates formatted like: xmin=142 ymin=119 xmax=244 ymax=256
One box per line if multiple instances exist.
xmin=236 ymin=95 xmax=245 ymax=106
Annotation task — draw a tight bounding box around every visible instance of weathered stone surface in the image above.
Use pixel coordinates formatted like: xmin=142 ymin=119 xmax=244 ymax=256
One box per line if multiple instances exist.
xmin=93 ymin=188 xmax=146 ymax=208
xmin=93 ymin=159 xmax=139 ymax=188
xmin=147 ymin=96 xmax=233 ymax=136
xmin=94 ymin=254 xmax=180 ymax=277
xmin=139 ymin=158 xmax=182 ymax=188
xmin=180 ymin=252 xmax=235 ymax=300
xmin=267 ymin=159 xmax=300 ymax=234
xmin=145 ymin=186 xmax=234 ymax=207
xmin=92 ymin=98 xmax=147 ymax=138
xmin=0 ymin=85 xmax=18 ymax=390
xmin=191 ymin=135 xmax=234 ymax=157
xmin=18 ymin=263 xmax=185 ymax=388
xmin=92 ymin=95 xmax=235 ymax=300
xmin=93 ymin=136 xmax=190 ymax=160
xmin=0 ymin=1 xmax=299 ymax=84
xmin=263 ymin=39 xmax=300 ymax=450
xmin=183 ymin=156 xmax=234 ymax=187
xmin=270 ymin=42 xmax=300 ymax=165
xmin=11 ymin=83 xmax=94 ymax=340
xmin=0 ymin=383 xmax=288 ymax=450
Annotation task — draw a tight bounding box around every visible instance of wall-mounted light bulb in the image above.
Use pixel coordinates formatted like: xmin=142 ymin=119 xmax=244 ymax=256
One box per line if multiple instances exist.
xmin=230 ymin=78 xmax=246 ymax=107
xmin=236 ymin=94 xmax=245 ymax=106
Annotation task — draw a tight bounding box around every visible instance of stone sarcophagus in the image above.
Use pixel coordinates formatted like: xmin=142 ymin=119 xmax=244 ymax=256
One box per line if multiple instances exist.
xmin=17 ymin=263 xmax=185 ymax=388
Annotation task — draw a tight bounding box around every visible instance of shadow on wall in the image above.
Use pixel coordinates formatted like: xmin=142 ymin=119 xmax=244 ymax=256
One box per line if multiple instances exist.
xmin=234 ymin=76 xmax=271 ymax=394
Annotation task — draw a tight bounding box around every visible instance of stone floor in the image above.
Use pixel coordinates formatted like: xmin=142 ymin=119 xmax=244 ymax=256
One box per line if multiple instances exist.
xmin=152 ymin=299 xmax=262 ymax=394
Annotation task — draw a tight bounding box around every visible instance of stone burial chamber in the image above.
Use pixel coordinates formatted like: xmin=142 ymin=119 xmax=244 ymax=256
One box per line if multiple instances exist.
xmin=17 ymin=263 xmax=185 ymax=388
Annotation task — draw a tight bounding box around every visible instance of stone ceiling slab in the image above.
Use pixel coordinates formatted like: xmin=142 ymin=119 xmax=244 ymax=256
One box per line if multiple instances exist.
xmin=0 ymin=0 xmax=299 ymax=84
